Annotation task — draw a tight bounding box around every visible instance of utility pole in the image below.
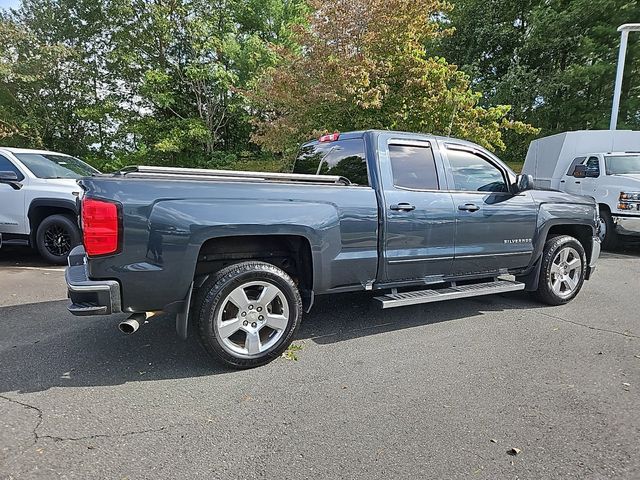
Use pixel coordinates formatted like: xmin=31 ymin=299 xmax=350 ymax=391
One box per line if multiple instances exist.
xmin=610 ymin=24 xmax=640 ymax=130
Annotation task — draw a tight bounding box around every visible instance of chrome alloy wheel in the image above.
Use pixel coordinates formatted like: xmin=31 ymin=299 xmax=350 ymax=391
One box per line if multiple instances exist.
xmin=598 ymin=215 xmax=607 ymax=242
xmin=549 ymin=246 xmax=582 ymax=298
xmin=216 ymin=281 xmax=290 ymax=358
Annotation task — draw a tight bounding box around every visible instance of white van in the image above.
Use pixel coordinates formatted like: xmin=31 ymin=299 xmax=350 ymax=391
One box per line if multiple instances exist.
xmin=523 ymin=130 xmax=640 ymax=249
xmin=0 ymin=147 xmax=100 ymax=263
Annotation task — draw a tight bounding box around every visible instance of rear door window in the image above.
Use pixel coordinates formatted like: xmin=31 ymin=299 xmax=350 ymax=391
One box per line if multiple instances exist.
xmin=293 ymin=138 xmax=369 ymax=186
xmin=388 ymin=143 xmax=439 ymax=190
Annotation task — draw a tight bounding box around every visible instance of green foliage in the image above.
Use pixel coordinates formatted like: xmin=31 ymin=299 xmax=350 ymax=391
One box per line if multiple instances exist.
xmin=281 ymin=342 xmax=303 ymax=361
xmin=0 ymin=0 xmax=307 ymax=168
xmin=440 ymin=0 xmax=640 ymax=163
xmin=251 ymin=0 xmax=537 ymax=158
xmin=0 ymin=0 xmax=636 ymax=170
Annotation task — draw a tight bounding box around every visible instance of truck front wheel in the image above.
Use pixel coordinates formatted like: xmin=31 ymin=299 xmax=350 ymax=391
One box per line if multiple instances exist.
xmin=599 ymin=208 xmax=620 ymax=250
xmin=35 ymin=214 xmax=81 ymax=265
xmin=195 ymin=261 xmax=302 ymax=369
xmin=533 ymin=235 xmax=586 ymax=306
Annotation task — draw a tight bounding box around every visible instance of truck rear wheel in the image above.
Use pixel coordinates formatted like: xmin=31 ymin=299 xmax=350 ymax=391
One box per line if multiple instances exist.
xmin=195 ymin=261 xmax=302 ymax=369
xmin=533 ymin=235 xmax=586 ymax=306
xmin=35 ymin=214 xmax=81 ymax=265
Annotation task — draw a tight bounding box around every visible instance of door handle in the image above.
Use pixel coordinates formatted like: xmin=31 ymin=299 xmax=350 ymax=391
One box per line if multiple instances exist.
xmin=574 ymin=181 xmax=581 ymax=184
xmin=390 ymin=203 xmax=416 ymax=212
xmin=458 ymin=203 xmax=480 ymax=212
xmin=560 ymin=180 xmax=566 ymax=183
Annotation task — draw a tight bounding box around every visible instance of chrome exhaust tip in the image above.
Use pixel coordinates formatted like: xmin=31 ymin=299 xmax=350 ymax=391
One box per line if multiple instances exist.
xmin=118 ymin=313 xmax=146 ymax=335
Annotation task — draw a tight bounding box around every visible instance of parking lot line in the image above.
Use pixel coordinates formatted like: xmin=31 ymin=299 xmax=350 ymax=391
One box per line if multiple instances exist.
xmin=4 ymin=266 xmax=66 ymax=272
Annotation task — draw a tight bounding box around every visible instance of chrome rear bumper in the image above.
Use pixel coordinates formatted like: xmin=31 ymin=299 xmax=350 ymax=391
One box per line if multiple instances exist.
xmin=66 ymin=245 xmax=121 ymax=316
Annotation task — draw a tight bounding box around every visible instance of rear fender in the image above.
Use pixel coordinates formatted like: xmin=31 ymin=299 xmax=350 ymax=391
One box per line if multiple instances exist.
xmin=146 ymin=198 xmax=339 ymax=306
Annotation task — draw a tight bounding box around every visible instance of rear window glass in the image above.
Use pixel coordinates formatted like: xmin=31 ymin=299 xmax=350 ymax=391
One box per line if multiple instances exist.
xmin=389 ymin=144 xmax=439 ymax=190
xmin=293 ymin=138 xmax=369 ymax=186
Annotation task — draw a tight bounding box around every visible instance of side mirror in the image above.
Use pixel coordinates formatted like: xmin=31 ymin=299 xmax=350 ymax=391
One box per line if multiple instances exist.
xmin=573 ymin=165 xmax=587 ymax=178
xmin=515 ymin=174 xmax=533 ymax=193
xmin=0 ymin=171 xmax=22 ymax=190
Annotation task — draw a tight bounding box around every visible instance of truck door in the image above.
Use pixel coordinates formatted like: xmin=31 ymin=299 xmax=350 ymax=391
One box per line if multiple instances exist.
xmin=0 ymin=154 xmax=27 ymax=235
xmin=578 ymin=155 xmax=601 ymax=197
xmin=379 ymin=136 xmax=456 ymax=282
xmin=442 ymin=144 xmax=537 ymax=276
xmin=561 ymin=156 xmax=588 ymax=195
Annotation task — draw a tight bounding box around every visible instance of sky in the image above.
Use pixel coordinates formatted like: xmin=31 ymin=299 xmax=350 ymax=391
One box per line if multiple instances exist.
xmin=0 ymin=0 xmax=20 ymax=10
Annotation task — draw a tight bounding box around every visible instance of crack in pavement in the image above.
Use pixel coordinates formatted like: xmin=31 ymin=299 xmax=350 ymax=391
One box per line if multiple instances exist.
xmin=37 ymin=425 xmax=172 ymax=443
xmin=0 ymin=393 xmax=43 ymax=447
xmin=0 ymin=394 xmax=174 ymax=446
xmin=481 ymin=296 xmax=640 ymax=340
xmin=535 ymin=310 xmax=639 ymax=339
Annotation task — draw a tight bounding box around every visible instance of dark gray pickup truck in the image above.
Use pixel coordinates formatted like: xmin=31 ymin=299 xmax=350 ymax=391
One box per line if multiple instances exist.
xmin=65 ymin=130 xmax=600 ymax=368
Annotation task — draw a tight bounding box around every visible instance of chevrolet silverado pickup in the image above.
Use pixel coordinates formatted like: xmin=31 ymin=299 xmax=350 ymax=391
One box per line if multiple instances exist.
xmin=64 ymin=130 xmax=601 ymax=368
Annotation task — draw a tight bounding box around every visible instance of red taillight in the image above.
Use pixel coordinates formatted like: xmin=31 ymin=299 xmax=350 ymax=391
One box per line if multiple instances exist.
xmin=81 ymin=198 xmax=119 ymax=256
xmin=319 ymin=131 xmax=340 ymax=142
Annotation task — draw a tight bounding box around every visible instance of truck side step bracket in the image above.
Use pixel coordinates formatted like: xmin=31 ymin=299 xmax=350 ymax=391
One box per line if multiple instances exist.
xmin=374 ymin=279 xmax=525 ymax=309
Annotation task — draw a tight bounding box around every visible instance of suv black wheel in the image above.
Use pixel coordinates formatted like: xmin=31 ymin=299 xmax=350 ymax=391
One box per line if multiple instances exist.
xmin=195 ymin=261 xmax=302 ymax=369
xmin=35 ymin=214 xmax=81 ymax=265
xmin=533 ymin=235 xmax=586 ymax=306
xmin=599 ymin=208 xmax=620 ymax=250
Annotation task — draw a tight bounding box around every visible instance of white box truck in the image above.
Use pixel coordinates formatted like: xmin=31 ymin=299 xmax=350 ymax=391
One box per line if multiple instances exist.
xmin=523 ymin=130 xmax=640 ymax=249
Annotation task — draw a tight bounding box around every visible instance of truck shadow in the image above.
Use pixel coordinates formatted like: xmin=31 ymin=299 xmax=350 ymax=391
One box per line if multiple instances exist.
xmin=0 ymin=245 xmax=48 ymax=267
xmin=0 ymin=288 xmax=565 ymax=395
xmin=602 ymin=238 xmax=640 ymax=257
xmin=1 ymin=239 xmax=638 ymax=395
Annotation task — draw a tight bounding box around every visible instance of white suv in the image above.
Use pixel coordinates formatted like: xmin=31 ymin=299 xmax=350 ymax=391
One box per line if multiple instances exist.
xmin=0 ymin=148 xmax=100 ymax=264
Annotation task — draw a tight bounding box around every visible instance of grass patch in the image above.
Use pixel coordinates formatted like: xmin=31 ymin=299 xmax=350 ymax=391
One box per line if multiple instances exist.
xmin=281 ymin=342 xmax=304 ymax=361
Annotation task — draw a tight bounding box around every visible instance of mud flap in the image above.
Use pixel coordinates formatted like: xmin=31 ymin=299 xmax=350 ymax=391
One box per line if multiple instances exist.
xmin=518 ymin=256 xmax=543 ymax=291
xmin=301 ymin=289 xmax=314 ymax=313
xmin=175 ymin=282 xmax=194 ymax=340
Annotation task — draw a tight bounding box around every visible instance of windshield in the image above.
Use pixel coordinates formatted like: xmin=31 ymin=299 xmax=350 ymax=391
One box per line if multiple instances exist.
xmin=14 ymin=153 xmax=99 ymax=179
xmin=605 ymin=154 xmax=640 ymax=175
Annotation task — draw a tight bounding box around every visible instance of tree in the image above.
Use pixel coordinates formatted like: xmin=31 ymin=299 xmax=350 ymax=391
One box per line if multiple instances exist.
xmin=100 ymin=0 xmax=309 ymax=168
xmin=441 ymin=0 xmax=640 ymax=163
xmin=0 ymin=0 xmax=307 ymax=169
xmin=251 ymin=0 xmax=536 ymax=157
xmin=0 ymin=6 xmax=100 ymax=157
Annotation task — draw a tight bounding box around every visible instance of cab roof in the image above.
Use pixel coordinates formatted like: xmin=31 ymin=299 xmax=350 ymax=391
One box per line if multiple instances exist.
xmin=302 ymin=130 xmax=484 ymax=149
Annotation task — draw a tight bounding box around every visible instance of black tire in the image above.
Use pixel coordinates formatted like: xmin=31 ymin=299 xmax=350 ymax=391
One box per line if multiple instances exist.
xmin=195 ymin=261 xmax=302 ymax=369
xmin=35 ymin=214 xmax=81 ymax=265
xmin=533 ymin=235 xmax=586 ymax=306
xmin=599 ymin=208 xmax=620 ymax=250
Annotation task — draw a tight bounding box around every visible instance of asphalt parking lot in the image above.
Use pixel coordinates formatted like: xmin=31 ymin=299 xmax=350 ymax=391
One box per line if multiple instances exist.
xmin=1 ymin=244 xmax=639 ymax=479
